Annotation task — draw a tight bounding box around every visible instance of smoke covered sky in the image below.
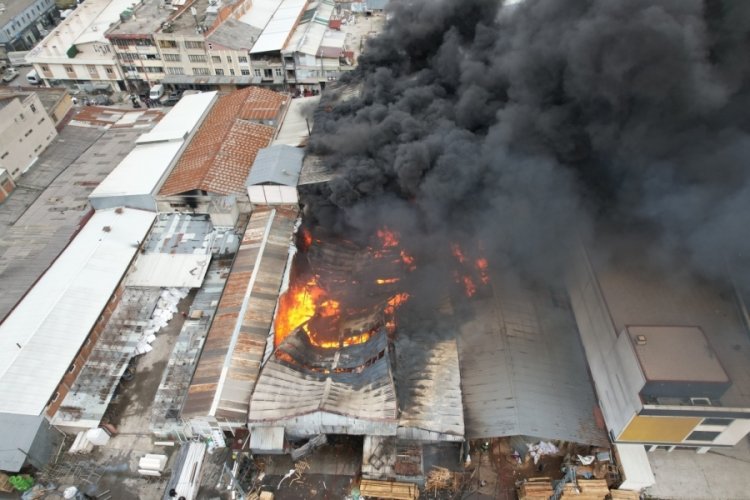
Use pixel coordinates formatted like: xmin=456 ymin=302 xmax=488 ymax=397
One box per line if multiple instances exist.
xmin=304 ymin=0 xmax=750 ymax=291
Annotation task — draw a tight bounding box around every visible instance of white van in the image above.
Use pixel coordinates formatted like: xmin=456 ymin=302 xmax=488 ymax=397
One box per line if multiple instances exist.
xmin=149 ymin=84 xmax=165 ymax=100
xmin=26 ymin=69 xmax=40 ymax=85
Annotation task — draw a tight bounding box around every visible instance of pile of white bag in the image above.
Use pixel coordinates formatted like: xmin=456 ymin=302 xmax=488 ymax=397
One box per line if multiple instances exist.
xmin=134 ymin=288 xmax=189 ymax=355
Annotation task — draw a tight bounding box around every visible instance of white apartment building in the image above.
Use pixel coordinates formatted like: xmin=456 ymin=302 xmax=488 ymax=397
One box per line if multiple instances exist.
xmin=26 ymin=0 xmax=129 ymax=91
xmin=0 ymin=91 xmax=57 ymax=180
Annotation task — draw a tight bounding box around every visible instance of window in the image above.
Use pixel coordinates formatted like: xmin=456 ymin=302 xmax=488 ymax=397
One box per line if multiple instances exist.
xmin=275 ymin=68 xmax=282 ymax=76
xmin=87 ymin=64 xmax=98 ymax=74
xmin=211 ymin=55 xmax=221 ymax=63
xmin=687 ymin=430 xmax=721 ymax=442
xmin=145 ymin=66 xmax=164 ymax=73
xmin=166 ymin=67 xmax=185 ymax=75
xmin=702 ymin=418 xmax=733 ymax=426
xmin=254 ymin=69 xmax=261 ymax=77
xmin=192 ymin=67 xmax=210 ymax=75
xmin=264 ymin=69 xmax=272 ymax=78
xmin=50 ymin=391 xmax=59 ymax=403
xmin=159 ymin=39 xmax=178 ymax=49
xmin=145 ymin=54 xmax=160 ymax=60
xmin=25 ymin=129 xmax=33 ymax=137
xmin=30 ymin=104 xmax=36 ymax=113
xmin=119 ymin=53 xmax=138 ymax=62
xmin=215 ymin=69 xmax=224 ymax=75
xmin=238 ymin=56 xmax=247 ymax=63
xmin=105 ymin=66 xmax=114 ymax=75
xmin=1 ymin=152 xmax=8 ymax=159
xmin=68 ymin=363 xmax=76 ymax=373
xmin=241 ymin=69 xmax=249 ymax=76
xmin=229 ymin=68 xmax=235 ymax=76
xmin=163 ymin=53 xmax=181 ymax=62
xmin=184 ymin=40 xmax=204 ymax=50
xmin=64 ymin=65 xmax=73 ymax=72
xmin=188 ymin=54 xmax=206 ymax=63
xmin=113 ymin=39 xmax=131 ymax=48
xmin=37 ymin=117 xmax=45 ymax=124
xmin=226 ymin=55 xmax=232 ymax=63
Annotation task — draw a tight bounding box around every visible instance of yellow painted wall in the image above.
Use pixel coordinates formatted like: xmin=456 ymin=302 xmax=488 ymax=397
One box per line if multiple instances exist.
xmin=618 ymin=415 xmax=701 ymax=443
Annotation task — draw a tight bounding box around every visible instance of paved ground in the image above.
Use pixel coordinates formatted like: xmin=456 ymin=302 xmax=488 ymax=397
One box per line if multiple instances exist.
xmin=646 ymin=438 xmax=750 ymax=499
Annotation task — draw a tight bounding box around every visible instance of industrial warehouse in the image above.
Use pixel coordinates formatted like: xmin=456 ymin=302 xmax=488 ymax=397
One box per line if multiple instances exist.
xmin=2 ymin=0 xmax=750 ymax=499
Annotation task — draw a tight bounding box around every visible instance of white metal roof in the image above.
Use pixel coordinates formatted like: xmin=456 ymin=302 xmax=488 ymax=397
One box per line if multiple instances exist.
xmin=249 ymin=0 xmax=307 ymax=54
xmin=284 ymin=0 xmax=335 ymax=56
xmin=89 ymin=141 xmax=184 ymax=199
xmin=239 ymin=0 xmax=280 ymax=30
xmin=136 ymin=92 xmax=217 ymax=145
xmin=0 ymin=208 xmax=155 ymax=416
xmin=127 ymin=254 xmax=211 ymax=288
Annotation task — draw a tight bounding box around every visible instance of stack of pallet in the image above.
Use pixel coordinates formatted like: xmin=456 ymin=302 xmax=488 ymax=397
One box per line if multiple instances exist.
xmin=517 ymin=477 xmax=553 ymax=499
xmin=610 ymin=489 xmax=640 ymax=500
xmin=360 ymin=479 xmax=419 ymax=500
xmin=560 ymin=479 xmax=610 ymax=499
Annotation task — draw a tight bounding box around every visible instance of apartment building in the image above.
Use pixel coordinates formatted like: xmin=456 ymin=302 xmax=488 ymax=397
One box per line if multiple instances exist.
xmin=26 ymin=0 xmax=128 ymax=91
xmin=0 ymin=0 xmax=58 ymax=58
xmin=107 ymin=0 xmax=262 ymax=92
xmin=567 ymin=233 xmax=750 ymax=452
xmin=0 ymin=168 xmax=16 ymax=203
xmin=0 ymin=91 xmax=57 ymax=180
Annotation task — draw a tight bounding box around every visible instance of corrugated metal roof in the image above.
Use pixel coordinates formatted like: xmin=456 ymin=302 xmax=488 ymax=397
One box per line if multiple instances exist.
xmin=183 ymin=207 xmax=298 ymax=421
xmin=247 ymin=329 xmax=398 ymax=423
xmin=0 ymin=413 xmax=44 ymax=471
xmin=284 ymin=0 xmax=336 ymax=57
xmin=127 ymin=214 xmax=215 ymax=288
xmin=249 ymin=0 xmax=307 ymax=54
xmin=273 ymin=95 xmax=319 ymax=147
xmin=249 ymin=426 xmax=285 ymax=452
xmin=0 ymin=208 xmax=155 ymax=416
xmin=396 ymin=337 xmax=464 ymax=441
xmin=459 ymin=277 xmax=608 ymax=444
xmin=89 ymin=141 xmax=184 ymax=200
xmin=246 ymin=145 xmax=304 ymax=187
xmin=159 ymin=88 xmax=287 ymax=196
xmin=136 ymin=92 xmax=217 ymax=144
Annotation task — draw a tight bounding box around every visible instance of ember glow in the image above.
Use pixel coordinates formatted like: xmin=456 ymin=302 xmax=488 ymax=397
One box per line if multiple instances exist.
xmin=451 ymin=244 xmax=491 ymax=297
xmin=376 ymin=278 xmax=400 ymax=285
xmin=475 ymin=258 xmax=490 ymax=285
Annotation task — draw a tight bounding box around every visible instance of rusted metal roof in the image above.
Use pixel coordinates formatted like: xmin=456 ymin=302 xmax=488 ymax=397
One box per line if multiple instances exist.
xmin=159 ymin=88 xmax=289 ymax=196
xmin=183 ymin=206 xmax=298 ymax=421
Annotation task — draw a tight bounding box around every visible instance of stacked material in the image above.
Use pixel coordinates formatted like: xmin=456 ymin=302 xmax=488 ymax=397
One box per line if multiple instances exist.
xmin=517 ymin=478 xmax=553 ymax=500
xmin=135 ymin=288 xmax=189 ymax=354
xmin=610 ymin=490 xmax=640 ymax=500
xmin=560 ymin=479 xmax=610 ymax=499
xmin=424 ymin=467 xmax=461 ymax=495
xmin=359 ymin=480 xmax=419 ymax=500
xmin=138 ymin=454 xmax=168 ymax=477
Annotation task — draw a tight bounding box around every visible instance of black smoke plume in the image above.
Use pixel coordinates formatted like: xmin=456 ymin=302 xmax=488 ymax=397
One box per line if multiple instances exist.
xmin=303 ymin=0 xmax=750 ymax=294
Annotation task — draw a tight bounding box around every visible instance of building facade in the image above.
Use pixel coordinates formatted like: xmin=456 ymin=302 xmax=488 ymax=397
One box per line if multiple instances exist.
xmin=0 ymin=0 xmax=58 ymax=57
xmin=26 ymin=0 xmax=129 ymax=91
xmin=0 ymin=168 xmax=16 ymax=203
xmin=0 ymin=91 xmax=57 ymax=180
xmin=567 ymin=238 xmax=750 ymax=453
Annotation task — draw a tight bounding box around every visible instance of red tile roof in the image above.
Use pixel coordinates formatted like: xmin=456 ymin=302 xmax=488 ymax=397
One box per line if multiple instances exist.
xmin=159 ymin=87 xmax=288 ymax=196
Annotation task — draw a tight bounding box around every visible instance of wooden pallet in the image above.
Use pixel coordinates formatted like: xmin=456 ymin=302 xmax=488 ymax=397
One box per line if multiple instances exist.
xmin=518 ymin=477 xmax=553 ymax=500
xmin=560 ymin=479 xmax=610 ymax=499
xmin=610 ymin=489 xmax=640 ymax=500
xmin=360 ymin=479 xmax=419 ymax=499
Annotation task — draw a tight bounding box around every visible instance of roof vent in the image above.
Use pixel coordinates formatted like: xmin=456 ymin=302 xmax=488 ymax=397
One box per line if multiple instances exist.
xmin=115 ymin=207 xmax=124 ymax=214
xmin=102 ymin=225 xmax=111 ymax=232
xmin=690 ymin=397 xmax=712 ymax=406
xmin=635 ymin=334 xmax=647 ymax=345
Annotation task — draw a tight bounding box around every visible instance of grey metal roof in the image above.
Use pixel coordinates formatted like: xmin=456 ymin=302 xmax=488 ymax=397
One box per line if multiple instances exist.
xmin=0 ymin=412 xmax=43 ymax=472
xmin=395 ymin=337 xmax=464 ymax=441
xmin=249 ymin=426 xmax=285 ymax=452
xmin=459 ymin=277 xmax=608 ymax=445
xmin=298 ymin=154 xmax=335 ymax=185
xmin=246 ymin=145 xmax=304 ymax=187
xmin=247 ymin=329 xmax=398 ymax=423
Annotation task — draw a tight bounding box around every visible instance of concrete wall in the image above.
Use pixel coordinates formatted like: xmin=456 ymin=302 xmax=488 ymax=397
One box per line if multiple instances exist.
xmin=275 ymin=411 xmax=398 ymax=439
xmin=89 ymin=193 xmax=157 ymax=213
xmin=0 ymin=93 xmax=57 ymax=179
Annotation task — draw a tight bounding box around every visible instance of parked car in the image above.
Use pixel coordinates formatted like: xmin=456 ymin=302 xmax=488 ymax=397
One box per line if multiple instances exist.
xmin=162 ymin=95 xmax=180 ymax=106
xmin=26 ymin=69 xmax=41 ymax=85
xmin=2 ymin=68 xmax=19 ymax=82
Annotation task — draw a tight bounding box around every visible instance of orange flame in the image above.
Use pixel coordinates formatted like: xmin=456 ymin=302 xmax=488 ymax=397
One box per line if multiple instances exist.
xmin=274 ymin=277 xmax=327 ymax=346
xmin=451 ymin=244 xmax=467 ymax=264
xmin=462 ymin=276 xmax=477 ymax=297
xmin=376 ymin=278 xmax=400 ymax=285
xmin=300 ymin=228 xmax=313 ymax=250
xmin=377 ymin=228 xmax=399 ymax=248
xmin=475 ymin=258 xmax=490 ymax=285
